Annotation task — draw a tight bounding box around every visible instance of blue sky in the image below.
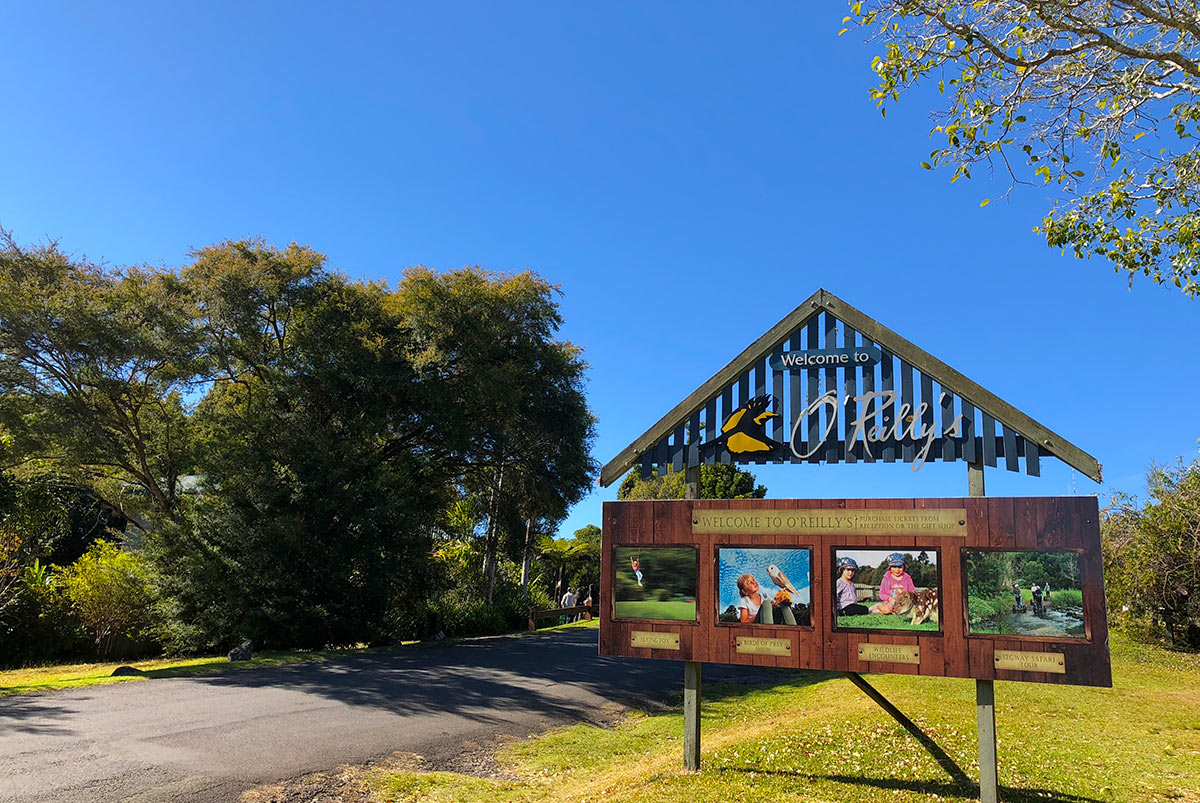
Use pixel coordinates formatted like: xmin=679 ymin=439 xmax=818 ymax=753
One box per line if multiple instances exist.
xmin=3 ymin=3 xmax=1197 ymax=538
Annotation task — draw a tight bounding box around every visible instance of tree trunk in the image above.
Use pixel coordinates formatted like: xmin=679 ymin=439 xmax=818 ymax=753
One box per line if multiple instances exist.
xmin=484 ymin=465 xmax=505 ymax=604
xmin=520 ymin=515 xmax=535 ymax=598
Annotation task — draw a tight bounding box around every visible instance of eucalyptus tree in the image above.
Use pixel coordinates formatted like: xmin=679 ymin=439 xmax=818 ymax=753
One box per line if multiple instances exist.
xmin=852 ymin=0 xmax=1200 ymax=296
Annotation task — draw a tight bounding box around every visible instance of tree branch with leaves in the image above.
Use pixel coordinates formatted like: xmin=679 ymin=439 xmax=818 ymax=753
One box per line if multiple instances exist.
xmin=852 ymin=0 xmax=1200 ymax=295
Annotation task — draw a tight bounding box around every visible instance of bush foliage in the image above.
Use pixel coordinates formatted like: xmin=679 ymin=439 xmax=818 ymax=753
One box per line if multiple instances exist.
xmin=0 ymin=236 xmax=596 ymax=664
xmin=1104 ymin=459 xmax=1200 ymax=648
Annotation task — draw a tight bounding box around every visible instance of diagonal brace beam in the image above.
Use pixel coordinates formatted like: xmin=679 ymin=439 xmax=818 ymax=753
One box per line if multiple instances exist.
xmin=842 ymin=672 xmax=972 ymax=788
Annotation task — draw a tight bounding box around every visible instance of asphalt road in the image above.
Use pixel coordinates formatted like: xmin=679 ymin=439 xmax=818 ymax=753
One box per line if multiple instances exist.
xmin=0 ymin=628 xmax=754 ymax=803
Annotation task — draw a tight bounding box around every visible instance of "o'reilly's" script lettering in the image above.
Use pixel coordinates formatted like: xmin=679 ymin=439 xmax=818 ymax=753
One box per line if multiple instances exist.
xmin=790 ymin=390 xmax=963 ymax=471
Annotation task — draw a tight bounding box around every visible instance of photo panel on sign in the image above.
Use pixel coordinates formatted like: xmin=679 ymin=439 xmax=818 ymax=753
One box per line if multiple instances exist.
xmin=613 ymin=546 xmax=698 ymax=622
xmin=833 ymin=547 xmax=942 ymax=632
xmin=716 ymin=547 xmax=812 ymax=627
xmin=963 ymin=549 xmax=1087 ymax=640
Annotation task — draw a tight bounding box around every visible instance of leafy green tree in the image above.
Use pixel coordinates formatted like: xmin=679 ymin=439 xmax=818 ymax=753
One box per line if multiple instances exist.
xmin=393 ymin=267 xmax=596 ymax=603
xmin=1104 ymin=459 xmax=1200 ymax=647
xmin=58 ymin=540 xmax=153 ymax=657
xmin=617 ymin=463 xmax=767 ymax=500
xmin=1021 ymin=560 xmax=1048 ymax=587
xmin=156 ymin=244 xmax=447 ymax=650
xmin=573 ymin=524 xmax=602 ymax=546
xmin=0 ymin=474 xmax=71 ymax=623
xmin=852 ymin=1 xmax=1200 ymax=296
xmin=0 ymin=231 xmax=201 ymax=518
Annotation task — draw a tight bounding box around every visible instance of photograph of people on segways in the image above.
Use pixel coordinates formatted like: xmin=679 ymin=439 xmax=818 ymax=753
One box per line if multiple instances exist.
xmin=966 ymin=550 xmax=1086 ymax=638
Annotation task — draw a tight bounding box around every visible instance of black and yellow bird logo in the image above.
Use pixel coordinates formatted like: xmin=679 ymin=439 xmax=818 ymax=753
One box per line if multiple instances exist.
xmin=701 ymin=394 xmax=785 ymax=458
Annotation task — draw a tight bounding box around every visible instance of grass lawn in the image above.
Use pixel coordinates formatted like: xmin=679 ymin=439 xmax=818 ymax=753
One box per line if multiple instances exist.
xmin=369 ymin=630 xmax=1200 ymax=803
xmin=614 ymin=600 xmax=697 ymax=621
xmin=836 ymin=613 xmax=941 ymax=631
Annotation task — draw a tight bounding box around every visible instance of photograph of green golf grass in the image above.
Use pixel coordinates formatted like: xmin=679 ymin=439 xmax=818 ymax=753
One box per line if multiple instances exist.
xmin=613 ymin=546 xmax=697 ymax=621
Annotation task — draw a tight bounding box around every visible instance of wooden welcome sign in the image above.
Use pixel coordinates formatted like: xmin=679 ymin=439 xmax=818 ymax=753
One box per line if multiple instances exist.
xmin=599 ymin=496 xmax=1111 ymax=688
xmin=596 ymin=290 xmax=1108 ymax=792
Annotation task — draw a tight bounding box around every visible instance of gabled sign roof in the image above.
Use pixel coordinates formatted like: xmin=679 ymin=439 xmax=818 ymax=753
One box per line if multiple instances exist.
xmin=599 ymin=289 xmax=1101 ymax=487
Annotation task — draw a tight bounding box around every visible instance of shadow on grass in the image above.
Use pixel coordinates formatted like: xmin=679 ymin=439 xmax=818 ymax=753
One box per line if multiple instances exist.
xmin=727 ymin=769 xmax=1105 ymax=803
xmin=700 ymin=669 xmax=839 ymax=705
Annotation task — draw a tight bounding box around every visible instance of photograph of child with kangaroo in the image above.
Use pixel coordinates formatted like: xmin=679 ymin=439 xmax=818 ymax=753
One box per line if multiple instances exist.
xmin=965 ymin=550 xmax=1086 ymax=638
xmin=834 ymin=549 xmax=941 ymax=632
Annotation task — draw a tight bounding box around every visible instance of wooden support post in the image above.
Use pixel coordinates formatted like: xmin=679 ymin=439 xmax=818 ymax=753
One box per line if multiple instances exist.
xmin=968 ymin=460 xmax=985 ymax=497
xmin=976 ymin=678 xmax=998 ymax=803
xmin=683 ymin=459 xmax=701 ymax=770
xmin=969 ymin=458 xmax=998 ymax=803
xmin=684 ymin=660 xmax=701 ymax=770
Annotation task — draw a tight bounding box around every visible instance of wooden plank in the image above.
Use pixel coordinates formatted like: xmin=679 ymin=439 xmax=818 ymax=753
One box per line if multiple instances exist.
xmin=901 ymin=360 xmax=915 ymax=463
xmin=961 ymin=403 xmax=977 ymax=464
xmin=843 ymin=325 xmax=859 ymax=464
xmin=860 ymin=336 xmax=877 ymax=463
xmin=1076 ymin=499 xmax=1112 ymax=687
xmin=1025 ymin=437 xmax=1041 ymax=477
xmin=981 ymin=412 xmax=997 ymax=468
xmin=687 ymin=412 xmax=700 ymax=469
xmin=940 ymin=532 xmax=969 ymax=676
xmin=988 ymin=497 xmax=1015 ymax=549
xmin=720 ymin=386 xmax=733 ymax=465
xmin=693 ymin=505 xmax=713 ymax=665
xmin=1037 ymin=497 xmax=1070 ymax=550
xmin=753 ymin=357 xmax=768 ymax=464
xmin=1013 ymin=497 xmax=1037 ymax=551
xmin=772 ymin=343 xmax=785 ymax=445
xmin=824 ymin=312 xmax=840 ymax=464
xmin=880 ymin=347 xmax=896 ymax=462
xmin=600 ymin=503 xmax=617 ymax=655
xmin=788 ymin=330 xmax=802 ymax=462
xmin=1002 ymin=424 xmax=1019 ymax=473
xmin=806 ymin=317 xmax=820 ymax=463
xmin=941 ymin=388 xmax=956 ymax=462
xmin=672 ymin=425 xmax=685 ymax=473
xmin=966 ymin=498 xmax=990 ymax=549
xmin=920 ymin=371 xmax=935 ymax=462
xmin=704 ymin=399 xmax=716 ymax=467
xmin=968 ymin=635 xmax=995 ymax=682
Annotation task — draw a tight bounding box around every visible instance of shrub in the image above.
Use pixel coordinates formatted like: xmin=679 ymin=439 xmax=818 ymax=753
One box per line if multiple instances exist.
xmin=0 ymin=560 xmax=91 ymax=668
xmin=966 ymin=594 xmax=1012 ymax=624
xmin=57 ymin=540 xmax=155 ymax=658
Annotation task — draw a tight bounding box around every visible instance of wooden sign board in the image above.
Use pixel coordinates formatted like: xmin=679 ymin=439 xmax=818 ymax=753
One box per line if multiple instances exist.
xmin=599 ymin=496 xmax=1111 ymax=688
